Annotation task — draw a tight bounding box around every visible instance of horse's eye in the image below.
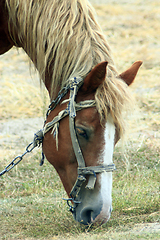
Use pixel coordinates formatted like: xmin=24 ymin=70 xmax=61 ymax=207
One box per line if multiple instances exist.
xmin=76 ymin=127 xmax=88 ymax=140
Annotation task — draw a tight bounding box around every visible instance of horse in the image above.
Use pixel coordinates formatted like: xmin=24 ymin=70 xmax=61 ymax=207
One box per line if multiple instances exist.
xmin=0 ymin=0 xmax=142 ymax=225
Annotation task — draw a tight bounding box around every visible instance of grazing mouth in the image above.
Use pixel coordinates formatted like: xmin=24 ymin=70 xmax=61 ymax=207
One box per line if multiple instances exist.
xmin=72 ymin=203 xmax=112 ymax=225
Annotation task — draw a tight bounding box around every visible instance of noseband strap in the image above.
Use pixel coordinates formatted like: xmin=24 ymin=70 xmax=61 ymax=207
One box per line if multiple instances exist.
xmin=43 ymin=77 xmax=116 ymax=203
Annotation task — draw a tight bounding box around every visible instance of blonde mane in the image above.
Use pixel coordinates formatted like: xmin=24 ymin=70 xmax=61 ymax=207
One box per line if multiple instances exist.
xmin=6 ymin=0 xmax=132 ymax=137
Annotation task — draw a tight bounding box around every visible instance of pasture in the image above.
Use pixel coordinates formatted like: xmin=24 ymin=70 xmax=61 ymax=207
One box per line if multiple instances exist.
xmin=0 ymin=0 xmax=160 ymax=239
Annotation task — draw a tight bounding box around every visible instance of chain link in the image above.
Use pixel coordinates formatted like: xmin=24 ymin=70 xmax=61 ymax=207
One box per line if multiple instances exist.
xmin=46 ymin=86 xmax=69 ymax=118
xmin=0 ymin=142 xmax=37 ymax=176
xmin=0 ymin=129 xmax=44 ymax=177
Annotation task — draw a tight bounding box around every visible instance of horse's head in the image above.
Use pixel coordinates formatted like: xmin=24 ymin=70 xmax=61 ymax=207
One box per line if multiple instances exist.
xmin=42 ymin=61 xmax=142 ymax=225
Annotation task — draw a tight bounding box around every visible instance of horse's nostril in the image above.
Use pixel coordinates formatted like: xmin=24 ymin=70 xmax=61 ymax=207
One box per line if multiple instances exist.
xmin=81 ymin=209 xmax=92 ymax=224
xmin=80 ymin=208 xmax=97 ymax=225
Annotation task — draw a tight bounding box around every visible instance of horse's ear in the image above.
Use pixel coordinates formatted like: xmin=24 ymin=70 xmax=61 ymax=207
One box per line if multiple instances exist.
xmin=81 ymin=61 xmax=108 ymax=93
xmin=119 ymin=61 xmax=142 ymax=86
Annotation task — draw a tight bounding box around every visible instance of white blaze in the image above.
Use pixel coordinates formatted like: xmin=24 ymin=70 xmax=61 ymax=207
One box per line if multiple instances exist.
xmin=98 ymin=115 xmax=115 ymax=220
xmin=103 ymin=116 xmax=115 ymax=165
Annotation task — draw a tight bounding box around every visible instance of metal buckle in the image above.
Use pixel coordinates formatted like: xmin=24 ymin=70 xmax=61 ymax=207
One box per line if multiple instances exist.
xmin=62 ymin=198 xmax=81 ymax=213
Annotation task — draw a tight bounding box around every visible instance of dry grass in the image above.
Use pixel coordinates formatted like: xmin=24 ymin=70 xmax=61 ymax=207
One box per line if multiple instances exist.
xmin=95 ymin=1 xmax=160 ymax=149
xmin=0 ymin=49 xmax=49 ymax=120
xmin=0 ymin=2 xmax=159 ymax=144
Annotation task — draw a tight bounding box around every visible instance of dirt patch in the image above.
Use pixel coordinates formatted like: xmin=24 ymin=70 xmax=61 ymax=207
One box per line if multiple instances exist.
xmin=130 ymin=222 xmax=160 ymax=234
xmin=0 ymin=117 xmax=44 ymax=149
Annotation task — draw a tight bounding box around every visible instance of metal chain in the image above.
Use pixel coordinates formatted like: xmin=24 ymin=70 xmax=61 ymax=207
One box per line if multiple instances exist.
xmin=0 ymin=78 xmax=81 ymax=177
xmin=0 ymin=129 xmax=44 ymax=177
xmin=46 ymin=86 xmax=69 ymax=118
xmin=0 ymin=142 xmax=36 ymax=176
xmin=46 ymin=77 xmax=83 ymax=118
xmin=0 ymin=78 xmax=79 ymax=177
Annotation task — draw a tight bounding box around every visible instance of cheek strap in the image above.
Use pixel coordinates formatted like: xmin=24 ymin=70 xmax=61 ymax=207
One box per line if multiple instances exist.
xmin=68 ymin=78 xmax=116 ymax=200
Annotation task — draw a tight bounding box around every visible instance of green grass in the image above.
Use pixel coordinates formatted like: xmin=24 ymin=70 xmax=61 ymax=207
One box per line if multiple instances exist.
xmin=0 ymin=143 xmax=159 ymax=239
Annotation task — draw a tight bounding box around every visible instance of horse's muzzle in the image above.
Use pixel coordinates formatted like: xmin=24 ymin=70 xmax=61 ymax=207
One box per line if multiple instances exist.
xmin=73 ymin=205 xmax=112 ymax=225
xmin=72 ymin=194 xmax=112 ymax=225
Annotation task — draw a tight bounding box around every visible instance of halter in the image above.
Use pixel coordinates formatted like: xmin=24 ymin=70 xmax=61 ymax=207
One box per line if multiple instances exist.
xmin=42 ymin=77 xmax=116 ymax=212
xmin=0 ymin=76 xmax=116 ymax=212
